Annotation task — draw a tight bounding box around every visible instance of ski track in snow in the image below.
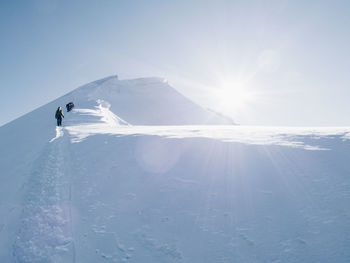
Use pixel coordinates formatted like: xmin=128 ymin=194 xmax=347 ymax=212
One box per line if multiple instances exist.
xmin=13 ymin=128 xmax=75 ymax=263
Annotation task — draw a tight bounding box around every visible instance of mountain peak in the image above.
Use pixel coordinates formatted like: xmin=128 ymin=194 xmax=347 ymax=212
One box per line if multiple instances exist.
xmin=65 ymin=75 xmax=235 ymax=125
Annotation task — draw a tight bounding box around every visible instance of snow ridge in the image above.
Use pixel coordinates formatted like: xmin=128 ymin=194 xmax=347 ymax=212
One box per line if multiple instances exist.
xmin=70 ymin=76 xmax=235 ymax=125
xmin=64 ymin=100 xmax=129 ymax=143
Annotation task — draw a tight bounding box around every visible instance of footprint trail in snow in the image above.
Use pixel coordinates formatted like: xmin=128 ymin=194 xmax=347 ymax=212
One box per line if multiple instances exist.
xmin=13 ymin=128 xmax=75 ymax=263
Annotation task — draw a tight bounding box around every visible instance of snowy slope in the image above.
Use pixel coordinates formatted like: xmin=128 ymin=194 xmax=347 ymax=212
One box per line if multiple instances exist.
xmin=1 ymin=76 xmax=350 ymax=262
xmin=67 ymin=75 xmax=235 ymax=125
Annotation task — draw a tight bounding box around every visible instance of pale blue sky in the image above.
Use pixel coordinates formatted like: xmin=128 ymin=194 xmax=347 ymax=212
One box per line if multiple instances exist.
xmin=1 ymin=0 xmax=350 ymax=126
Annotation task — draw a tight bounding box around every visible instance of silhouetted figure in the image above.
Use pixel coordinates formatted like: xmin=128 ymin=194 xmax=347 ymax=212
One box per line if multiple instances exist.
xmin=55 ymin=107 xmax=64 ymax=126
xmin=66 ymin=102 xmax=74 ymax=112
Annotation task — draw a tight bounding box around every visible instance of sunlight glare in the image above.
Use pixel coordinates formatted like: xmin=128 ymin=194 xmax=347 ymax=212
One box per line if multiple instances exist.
xmin=215 ymin=79 xmax=256 ymax=112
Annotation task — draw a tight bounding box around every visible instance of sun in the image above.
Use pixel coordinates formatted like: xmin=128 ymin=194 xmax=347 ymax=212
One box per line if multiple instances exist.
xmin=215 ymin=79 xmax=256 ymax=112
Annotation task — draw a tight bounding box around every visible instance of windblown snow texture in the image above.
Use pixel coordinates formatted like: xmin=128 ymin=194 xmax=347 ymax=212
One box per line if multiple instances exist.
xmin=1 ymin=76 xmax=350 ymax=262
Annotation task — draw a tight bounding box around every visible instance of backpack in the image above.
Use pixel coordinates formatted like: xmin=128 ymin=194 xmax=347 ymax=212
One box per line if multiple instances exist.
xmin=55 ymin=109 xmax=62 ymax=119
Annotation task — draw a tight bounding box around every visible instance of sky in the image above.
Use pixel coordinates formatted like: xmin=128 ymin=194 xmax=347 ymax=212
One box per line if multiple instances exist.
xmin=1 ymin=0 xmax=350 ymax=126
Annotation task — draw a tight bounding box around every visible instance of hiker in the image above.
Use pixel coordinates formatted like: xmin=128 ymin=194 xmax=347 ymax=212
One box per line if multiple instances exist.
xmin=55 ymin=107 xmax=64 ymax=126
xmin=66 ymin=102 xmax=74 ymax=112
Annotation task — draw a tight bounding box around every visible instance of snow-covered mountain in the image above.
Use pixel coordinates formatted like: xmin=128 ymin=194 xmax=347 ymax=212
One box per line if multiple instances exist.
xmin=66 ymin=75 xmax=235 ymax=125
xmin=1 ymin=76 xmax=350 ymax=262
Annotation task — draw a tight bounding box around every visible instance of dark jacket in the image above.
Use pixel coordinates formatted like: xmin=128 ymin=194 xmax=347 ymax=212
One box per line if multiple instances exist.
xmin=55 ymin=108 xmax=64 ymax=119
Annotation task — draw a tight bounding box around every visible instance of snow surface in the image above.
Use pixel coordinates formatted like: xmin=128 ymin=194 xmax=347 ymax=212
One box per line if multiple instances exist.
xmin=1 ymin=76 xmax=350 ymax=262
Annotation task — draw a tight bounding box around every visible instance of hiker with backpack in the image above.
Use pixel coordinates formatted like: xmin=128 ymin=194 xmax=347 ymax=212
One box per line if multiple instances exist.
xmin=55 ymin=107 xmax=64 ymax=126
xmin=66 ymin=102 xmax=74 ymax=112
